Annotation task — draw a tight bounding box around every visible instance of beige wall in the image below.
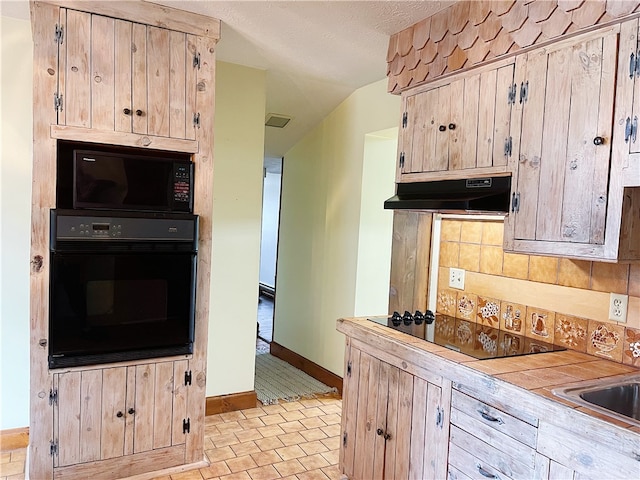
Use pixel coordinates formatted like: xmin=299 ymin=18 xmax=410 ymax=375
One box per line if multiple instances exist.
xmin=436 ymin=217 xmax=640 ymax=367
xmin=0 ymin=14 xmax=266 ymax=427
xmin=208 ymin=61 xmax=266 ymax=396
xmin=0 ymin=15 xmax=33 ymax=430
xmin=275 ymin=79 xmax=401 ymax=376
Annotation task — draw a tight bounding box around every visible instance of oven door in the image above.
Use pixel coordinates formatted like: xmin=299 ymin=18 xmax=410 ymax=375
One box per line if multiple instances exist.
xmin=49 ymin=246 xmax=196 ymax=368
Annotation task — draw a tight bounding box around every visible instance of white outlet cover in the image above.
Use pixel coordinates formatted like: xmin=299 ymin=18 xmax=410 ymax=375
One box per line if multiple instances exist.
xmin=608 ymin=293 xmax=628 ymax=323
xmin=449 ymin=267 xmax=465 ymax=290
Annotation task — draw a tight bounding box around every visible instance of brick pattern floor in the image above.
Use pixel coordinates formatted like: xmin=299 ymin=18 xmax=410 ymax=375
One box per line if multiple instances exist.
xmin=0 ymin=395 xmax=343 ymax=480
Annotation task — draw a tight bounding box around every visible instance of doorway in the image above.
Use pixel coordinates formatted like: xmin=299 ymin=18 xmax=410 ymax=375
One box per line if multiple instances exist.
xmin=257 ymin=157 xmax=282 ymax=346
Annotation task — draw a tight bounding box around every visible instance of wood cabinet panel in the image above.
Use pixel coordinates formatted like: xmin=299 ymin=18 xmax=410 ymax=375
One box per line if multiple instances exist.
xmin=506 ymin=26 xmax=619 ymax=252
xmin=100 ymin=367 xmax=127 ymax=460
xmin=79 ymin=370 xmax=102 ymax=463
xmin=340 ymin=342 xmax=450 ymax=480
xmin=58 ymin=9 xmax=200 ymax=141
xmin=397 ymin=60 xmax=515 ymax=181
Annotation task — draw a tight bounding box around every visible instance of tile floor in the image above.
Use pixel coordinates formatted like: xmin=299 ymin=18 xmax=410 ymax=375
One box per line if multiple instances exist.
xmin=0 ymin=394 xmax=343 ymax=480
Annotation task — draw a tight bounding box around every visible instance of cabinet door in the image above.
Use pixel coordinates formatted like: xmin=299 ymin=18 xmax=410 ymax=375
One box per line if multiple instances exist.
xmin=399 ymin=63 xmax=514 ymax=179
xmin=507 ymin=27 xmax=618 ymax=247
xmin=53 ymin=360 xmax=189 ymax=468
xmin=54 ymin=367 xmax=128 ymax=467
xmin=59 ymin=9 xmax=198 ymax=140
xmin=340 ymin=343 xmax=450 ymax=480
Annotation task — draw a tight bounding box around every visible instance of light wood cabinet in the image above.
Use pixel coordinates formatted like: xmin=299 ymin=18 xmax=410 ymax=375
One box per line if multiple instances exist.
xmin=397 ymin=60 xmax=515 ymax=182
xmin=503 ymin=26 xmax=630 ymax=260
xmin=52 ymin=359 xmax=190 ymax=475
xmin=340 ymin=339 xmax=450 ymax=480
xmin=29 ymin=2 xmax=218 ymax=479
xmin=57 ymin=8 xmax=200 ymax=141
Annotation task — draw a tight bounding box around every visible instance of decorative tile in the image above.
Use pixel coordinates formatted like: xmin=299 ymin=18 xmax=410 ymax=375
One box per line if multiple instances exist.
xmin=481 ymin=221 xmax=504 ymax=246
xmin=528 ymin=256 xmax=559 ymax=284
xmin=502 ymin=252 xmax=529 ymax=279
xmin=459 ymin=243 xmax=481 ymax=272
xmin=499 ymin=301 xmax=526 ymax=335
xmin=622 ymin=327 xmax=640 ymax=367
xmin=434 ymin=313 xmax=456 ymax=345
xmin=587 ymin=321 xmax=624 ymax=362
xmin=436 ymin=289 xmax=457 ymax=315
xmin=591 ymin=263 xmax=629 ymax=294
xmin=479 ymin=245 xmax=503 ymax=275
xmin=456 ymin=293 xmax=477 ymax=320
xmin=460 ymin=220 xmax=483 ymax=244
xmin=476 ymin=296 xmax=500 ymax=327
xmin=557 ymin=258 xmax=591 ymax=289
xmin=440 ymin=219 xmax=462 ymax=241
xmin=439 ymin=241 xmax=460 ymax=268
xmin=554 ymin=314 xmax=588 ymax=352
xmin=525 ymin=307 xmax=555 ymax=341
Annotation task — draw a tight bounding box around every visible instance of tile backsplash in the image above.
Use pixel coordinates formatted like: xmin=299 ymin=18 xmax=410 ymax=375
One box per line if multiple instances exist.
xmin=436 ymin=218 xmax=640 ymax=368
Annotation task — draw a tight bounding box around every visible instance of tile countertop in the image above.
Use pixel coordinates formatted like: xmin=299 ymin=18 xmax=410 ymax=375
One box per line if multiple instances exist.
xmin=336 ymin=317 xmax=640 ymax=438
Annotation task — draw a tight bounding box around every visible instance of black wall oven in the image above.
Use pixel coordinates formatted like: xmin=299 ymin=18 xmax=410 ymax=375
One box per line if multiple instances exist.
xmin=48 ymin=209 xmax=198 ymax=369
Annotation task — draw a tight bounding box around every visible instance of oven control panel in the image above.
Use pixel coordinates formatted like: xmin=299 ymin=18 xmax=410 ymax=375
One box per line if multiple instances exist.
xmin=51 ymin=210 xmax=198 ymax=242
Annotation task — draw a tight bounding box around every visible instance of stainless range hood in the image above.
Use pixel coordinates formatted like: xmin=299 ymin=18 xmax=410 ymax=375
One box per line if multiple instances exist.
xmin=384 ymin=176 xmax=511 ymax=213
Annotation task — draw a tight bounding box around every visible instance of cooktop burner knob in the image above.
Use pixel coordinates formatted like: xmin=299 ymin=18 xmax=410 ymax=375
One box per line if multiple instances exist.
xmin=414 ymin=311 xmax=425 ymax=325
xmin=390 ymin=311 xmax=402 ymax=327
xmin=425 ymin=310 xmax=435 ymax=325
xmin=402 ymin=311 xmax=413 ymax=326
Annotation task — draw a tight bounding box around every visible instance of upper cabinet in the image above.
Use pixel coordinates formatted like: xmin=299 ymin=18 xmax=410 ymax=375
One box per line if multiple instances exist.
xmin=397 ymin=60 xmax=515 ymax=182
xmin=503 ymin=24 xmax=640 ymax=261
xmin=504 ymin=26 xmax=619 ymax=255
xmin=56 ymin=8 xmax=201 ymax=143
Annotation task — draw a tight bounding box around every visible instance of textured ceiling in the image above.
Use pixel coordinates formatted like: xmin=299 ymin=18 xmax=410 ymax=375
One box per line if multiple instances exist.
xmin=1 ymin=0 xmax=454 ymax=158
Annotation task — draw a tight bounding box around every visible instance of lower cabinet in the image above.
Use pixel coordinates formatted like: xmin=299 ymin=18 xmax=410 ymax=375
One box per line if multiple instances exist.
xmin=447 ymin=388 xmax=547 ymax=479
xmin=340 ymin=340 xmax=451 ymax=480
xmin=52 ymin=359 xmax=190 ymax=477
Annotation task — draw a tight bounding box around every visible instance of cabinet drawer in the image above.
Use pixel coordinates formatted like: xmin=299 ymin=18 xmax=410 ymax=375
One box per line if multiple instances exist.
xmin=451 ymin=389 xmax=537 ymax=448
xmin=449 ymin=426 xmax=535 ymax=479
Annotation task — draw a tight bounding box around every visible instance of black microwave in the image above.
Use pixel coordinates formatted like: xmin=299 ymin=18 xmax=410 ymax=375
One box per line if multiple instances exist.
xmin=72 ymin=148 xmax=193 ymax=213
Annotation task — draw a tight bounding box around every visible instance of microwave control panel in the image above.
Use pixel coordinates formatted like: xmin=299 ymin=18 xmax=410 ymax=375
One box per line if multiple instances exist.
xmin=173 ymin=163 xmax=192 ymax=205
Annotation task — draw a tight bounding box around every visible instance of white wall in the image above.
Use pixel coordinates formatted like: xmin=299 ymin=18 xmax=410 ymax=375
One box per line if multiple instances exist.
xmin=0 ymin=15 xmax=33 ymax=430
xmin=275 ymin=79 xmax=401 ymax=376
xmin=354 ymin=129 xmax=397 ymax=317
xmin=0 ymin=14 xmax=266 ymax=425
xmin=207 ymin=61 xmax=266 ymax=396
xmin=259 ymin=169 xmax=281 ymax=288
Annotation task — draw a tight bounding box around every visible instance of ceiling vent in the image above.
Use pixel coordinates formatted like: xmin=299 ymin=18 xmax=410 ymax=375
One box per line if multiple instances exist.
xmin=265 ymin=113 xmax=292 ymax=128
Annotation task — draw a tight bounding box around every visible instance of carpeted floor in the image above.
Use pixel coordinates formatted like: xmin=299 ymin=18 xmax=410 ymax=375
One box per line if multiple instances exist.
xmin=254 ymin=352 xmax=336 ymax=405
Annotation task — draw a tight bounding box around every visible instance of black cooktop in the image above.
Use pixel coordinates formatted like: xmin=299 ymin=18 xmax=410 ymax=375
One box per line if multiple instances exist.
xmin=368 ymin=311 xmax=565 ymax=360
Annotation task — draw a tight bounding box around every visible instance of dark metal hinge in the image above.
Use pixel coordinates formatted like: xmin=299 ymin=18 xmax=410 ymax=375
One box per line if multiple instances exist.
xmin=507 ymin=83 xmax=517 ymax=105
xmin=504 ymin=136 xmax=512 ymax=157
xmin=519 ymin=81 xmax=529 ymax=104
xmin=436 ymin=406 xmax=444 ymax=429
xmin=402 ymin=112 xmax=408 ymax=128
xmin=630 ymin=51 xmax=640 ymax=78
xmin=184 ymin=370 xmax=192 ymax=386
xmin=399 ymin=152 xmax=405 ymax=169
xmin=50 ymin=440 xmax=58 ymax=456
xmin=182 ymin=418 xmax=191 ymax=434
xmin=511 ymin=192 xmax=520 ymax=213
xmin=54 ymin=24 xmax=64 ymax=44
xmin=54 ymin=93 xmax=63 ymax=113
xmin=346 ymin=360 xmax=352 ymax=378
xmin=342 ymin=431 xmax=347 ymax=447
xmin=193 ymin=52 xmax=201 ymax=69
xmin=193 ymin=112 xmax=201 ymax=128
xmin=49 ymin=388 xmax=58 ymax=406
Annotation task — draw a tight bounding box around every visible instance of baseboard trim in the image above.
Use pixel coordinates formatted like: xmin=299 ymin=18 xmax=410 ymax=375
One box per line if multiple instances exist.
xmin=0 ymin=426 xmax=29 ymax=450
xmin=205 ymin=390 xmax=258 ymax=415
xmin=269 ymin=342 xmax=343 ymax=395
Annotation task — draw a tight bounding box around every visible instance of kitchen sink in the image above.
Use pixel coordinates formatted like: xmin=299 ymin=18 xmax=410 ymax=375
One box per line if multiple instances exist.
xmin=552 ymin=374 xmax=640 ymax=426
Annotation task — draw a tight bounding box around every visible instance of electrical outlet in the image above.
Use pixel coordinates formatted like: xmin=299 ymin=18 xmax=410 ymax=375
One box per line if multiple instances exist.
xmin=449 ymin=267 xmax=465 ymax=290
xmin=608 ymin=293 xmax=628 ymax=322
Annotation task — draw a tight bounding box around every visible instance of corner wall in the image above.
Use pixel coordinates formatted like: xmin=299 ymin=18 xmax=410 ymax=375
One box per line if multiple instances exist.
xmin=275 ymin=79 xmax=400 ymax=376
